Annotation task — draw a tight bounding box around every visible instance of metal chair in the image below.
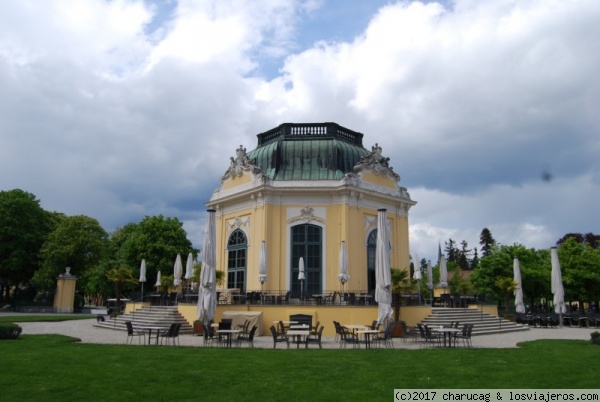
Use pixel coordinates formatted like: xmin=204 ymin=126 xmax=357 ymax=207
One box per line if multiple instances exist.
xmin=125 ymin=321 xmax=146 ymax=345
xmin=160 ymin=323 xmax=181 ymax=346
xmin=305 ymin=325 xmax=324 ymax=348
xmin=373 ymin=323 xmax=395 ymax=349
xmin=454 ymin=323 xmax=474 ymax=347
xmin=202 ymin=323 xmax=216 ymax=347
xmin=237 ymin=326 xmax=258 ymax=348
xmin=339 ymin=326 xmax=361 ymax=349
xmin=269 ymin=325 xmax=289 ymax=349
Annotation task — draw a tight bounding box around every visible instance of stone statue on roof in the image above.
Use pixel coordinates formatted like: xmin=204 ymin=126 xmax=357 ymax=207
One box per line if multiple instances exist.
xmin=353 ymin=143 xmax=400 ymax=181
xmin=221 ymin=145 xmax=262 ymax=181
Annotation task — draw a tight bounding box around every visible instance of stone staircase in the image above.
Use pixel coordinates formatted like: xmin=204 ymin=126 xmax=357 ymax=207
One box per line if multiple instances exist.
xmin=418 ymin=307 xmax=529 ymax=336
xmin=93 ymin=306 xmax=193 ymax=334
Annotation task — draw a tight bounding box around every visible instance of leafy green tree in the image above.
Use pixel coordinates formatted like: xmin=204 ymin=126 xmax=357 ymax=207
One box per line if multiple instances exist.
xmin=557 ymin=232 xmax=600 ymax=249
xmin=558 ymin=237 xmax=600 ymax=311
xmin=479 ymin=227 xmax=496 ymax=257
xmin=0 ymin=189 xmax=52 ymax=302
xmin=112 ymin=215 xmax=198 ymax=292
xmin=32 ymin=215 xmax=109 ymax=291
xmin=470 ymin=243 xmax=550 ymax=310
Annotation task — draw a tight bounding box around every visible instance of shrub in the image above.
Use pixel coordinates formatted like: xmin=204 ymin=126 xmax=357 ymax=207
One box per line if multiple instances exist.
xmin=591 ymin=331 xmax=600 ymax=345
xmin=0 ymin=323 xmax=22 ymax=340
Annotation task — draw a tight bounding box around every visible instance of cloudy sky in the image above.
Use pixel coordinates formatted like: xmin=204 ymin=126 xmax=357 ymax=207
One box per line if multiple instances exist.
xmin=1 ymin=0 xmax=599 ymax=263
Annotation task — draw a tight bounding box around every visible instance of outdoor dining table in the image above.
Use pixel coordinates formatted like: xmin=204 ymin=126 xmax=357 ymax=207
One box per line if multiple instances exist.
xmin=432 ymin=327 xmax=461 ymax=347
xmin=273 ymin=320 xmax=297 ymax=332
xmin=139 ymin=325 xmax=167 ymax=345
xmin=286 ymin=329 xmax=310 ymax=349
xmin=289 ymin=324 xmax=310 ymax=330
xmin=356 ymin=329 xmax=381 ymax=349
xmin=344 ymin=324 xmax=368 ymax=334
xmin=216 ymin=329 xmax=242 ymax=347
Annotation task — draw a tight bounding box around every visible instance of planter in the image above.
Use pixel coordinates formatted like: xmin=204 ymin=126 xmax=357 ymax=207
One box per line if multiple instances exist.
xmin=193 ymin=320 xmax=204 ymax=336
xmin=391 ymin=322 xmax=405 ymax=338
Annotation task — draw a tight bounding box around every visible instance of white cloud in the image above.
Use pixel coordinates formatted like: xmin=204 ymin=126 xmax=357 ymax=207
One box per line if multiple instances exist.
xmin=1 ymin=0 xmax=599 ymax=256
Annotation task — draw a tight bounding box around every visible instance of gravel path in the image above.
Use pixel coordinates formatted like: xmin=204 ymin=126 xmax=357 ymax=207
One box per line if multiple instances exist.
xmin=14 ymin=317 xmax=597 ymax=349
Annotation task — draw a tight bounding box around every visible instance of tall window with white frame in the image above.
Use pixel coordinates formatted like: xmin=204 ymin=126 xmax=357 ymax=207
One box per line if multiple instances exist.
xmin=291 ymin=224 xmax=322 ymax=299
xmin=366 ymin=229 xmax=377 ymax=293
xmin=227 ymin=229 xmax=247 ymax=292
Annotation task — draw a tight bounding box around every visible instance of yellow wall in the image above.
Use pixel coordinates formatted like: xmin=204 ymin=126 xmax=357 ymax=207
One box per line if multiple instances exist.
xmin=361 ymin=171 xmax=398 ymax=190
xmin=178 ymin=303 xmax=379 ymax=337
xmin=214 ymin=199 xmax=411 ymax=293
xmin=220 ymin=173 xmax=252 ymax=191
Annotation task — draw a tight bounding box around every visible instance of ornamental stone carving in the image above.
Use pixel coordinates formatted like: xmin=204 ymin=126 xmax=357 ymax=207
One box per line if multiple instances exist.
xmin=288 ymin=206 xmax=325 ymax=224
xmin=226 ymin=216 xmax=250 ymax=233
xmin=221 ymin=145 xmax=262 ymax=182
xmin=353 ymin=143 xmax=400 ymax=182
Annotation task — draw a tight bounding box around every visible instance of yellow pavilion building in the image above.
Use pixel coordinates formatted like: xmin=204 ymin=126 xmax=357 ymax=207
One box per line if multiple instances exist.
xmin=206 ymin=122 xmax=416 ymax=299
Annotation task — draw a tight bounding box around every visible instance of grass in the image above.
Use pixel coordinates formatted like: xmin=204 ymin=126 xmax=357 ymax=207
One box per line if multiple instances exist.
xmin=0 ymin=315 xmax=94 ymax=323
xmin=1 ymin=334 xmax=599 ymax=402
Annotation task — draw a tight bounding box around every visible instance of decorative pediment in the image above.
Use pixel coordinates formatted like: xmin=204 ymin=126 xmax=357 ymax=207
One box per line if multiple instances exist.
xmin=226 ymin=216 xmax=250 ymax=233
xmin=353 ymin=143 xmax=400 ymax=182
xmin=288 ymin=206 xmax=325 ymax=224
xmin=220 ymin=145 xmax=262 ymax=182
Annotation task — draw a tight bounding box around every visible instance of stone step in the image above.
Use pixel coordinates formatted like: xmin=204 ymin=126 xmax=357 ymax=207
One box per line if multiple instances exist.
xmin=417 ymin=307 xmax=529 ymax=336
xmin=94 ymin=306 xmax=194 ymax=334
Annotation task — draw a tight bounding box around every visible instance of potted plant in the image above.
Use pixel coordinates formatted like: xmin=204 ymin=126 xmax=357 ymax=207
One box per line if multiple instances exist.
xmin=390 ymin=268 xmax=412 ymax=337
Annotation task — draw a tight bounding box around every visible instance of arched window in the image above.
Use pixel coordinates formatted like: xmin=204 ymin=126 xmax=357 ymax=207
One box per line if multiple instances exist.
xmin=291 ymin=224 xmax=322 ymax=299
xmin=366 ymin=229 xmax=377 ymax=293
xmin=227 ymin=230 xmax=247 ymax=292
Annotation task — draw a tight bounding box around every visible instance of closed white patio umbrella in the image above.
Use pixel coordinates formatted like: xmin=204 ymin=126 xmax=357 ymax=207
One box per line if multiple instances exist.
xmin=198 ymin=209 xmax=217 ymax=325
xmin=338 ymin=241 xmax=349 ymax=291
xmin=184 ymin=253 xmax=194 ymax=280
xmin=173 ymin=254 xmax=183 ymax=287
xmin=412 ymin=253 xmax=421 ymax=305
xmin=258 ymin=240 xmax=267 ymax=290
xmin=439 ymin=255 xmax=448 ymax=289
xmin=412 ymin=253 xmax=422 ymax=280
xmin=375 ymin=209 xmax=392 ymax=327
xmin=154 ymin=271 xmax=162 ymax=288
xmin=551 ymin=247 xmax=566 ymax=326
xmin=298 ymin=257 xmax=305 ymax=300
xmin=426 ymin=260 xmax=433 ymax=305
xmin=139 ymin=259 xmax=147 ymax=301
xmin=513 ymin=258 xmax=525 ymax=314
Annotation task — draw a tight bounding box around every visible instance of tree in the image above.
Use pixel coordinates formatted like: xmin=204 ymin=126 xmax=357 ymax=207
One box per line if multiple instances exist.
xmin=558 ymin=237 xmax=600 ymax=311
xmin=112 ymin=215 xmax=199 ymax=292
xmin=105 ymin=265 xmax=137 ymax=315
xmin=479 ymin=228 xmax=496 ymax=257
xmin=391 ymin=268 xmax=412 ymax=322
xmin=470 ymin=248 xmax=479 ymax=270
xmin=0 ymin=189 xmax=52 ymax=303
xmin=457 ymin=240 xmax=471 ymax=270
xmin=444 ymin=239 xmax=458 ymax=263
xmin=496 ymin=277 xmax=517 ymax=317
xmin=470 ymin=243 xmax=550 ymax=310
xmin=32 ymin=215 xmax=109 ymax=291
xmin=557 ymin=232 xmax=600 ymax=249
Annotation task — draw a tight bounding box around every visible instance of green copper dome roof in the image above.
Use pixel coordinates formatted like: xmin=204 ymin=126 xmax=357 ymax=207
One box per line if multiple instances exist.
xmin=248 ymin=123 xmax=370 ymax=181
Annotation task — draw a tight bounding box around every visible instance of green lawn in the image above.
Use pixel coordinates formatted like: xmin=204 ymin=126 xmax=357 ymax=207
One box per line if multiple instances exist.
xmin=0 ymin=314 xmax=94 ymax=323
xmin=1 ymin=333 xmax=599 ymax=402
